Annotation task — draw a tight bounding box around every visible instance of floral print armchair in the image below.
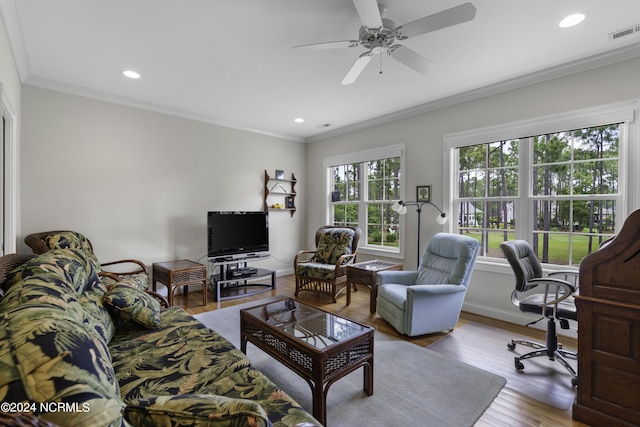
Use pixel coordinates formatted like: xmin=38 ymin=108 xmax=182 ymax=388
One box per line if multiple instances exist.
xmin=294 ymin=226 xmax=361 ymax=302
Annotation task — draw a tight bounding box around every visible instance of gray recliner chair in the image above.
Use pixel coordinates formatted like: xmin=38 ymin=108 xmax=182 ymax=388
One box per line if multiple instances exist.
xmin=377 ymin=232 xmax=480 ymax=337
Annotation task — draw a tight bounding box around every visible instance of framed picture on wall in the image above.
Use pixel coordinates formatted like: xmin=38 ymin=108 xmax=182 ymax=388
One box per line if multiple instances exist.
xmin=416 ymin=185 xmax=431 ymax=203
xmin=275 ymin=169 xmax=285 ymax=180
xmin=285 ymin=196 xmax=295 ymax=209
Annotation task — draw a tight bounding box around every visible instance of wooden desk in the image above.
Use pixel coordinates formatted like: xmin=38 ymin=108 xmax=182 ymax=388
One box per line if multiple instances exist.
xmin=347 ymin=260 xmax=402 ymax=313
xmin=152 ymin=260 xmax=207 ymax=306
xmin=573 ymin=209 xmax=640 ymax=427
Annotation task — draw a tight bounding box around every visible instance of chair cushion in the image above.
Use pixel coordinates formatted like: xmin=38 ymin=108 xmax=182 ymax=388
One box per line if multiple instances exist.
xmin=500 ymin=240 xmax=545 ymax=292
xmin=109 ymin=307 xmax=251 ymax=402
xmin=378 ymin=284 xmax=408 ymax=310
xmin=10 ymin=248 xmax=101 ymax=296
xmin=101 ymin=273 xmax=149 ymax=291
xmin=0 ymin=304 xmax=126 ymax=427
xmin=416 ymin=233 xmax=479 ymax=287
xmin=0 ymin=249 xmax=116 ymax=345
xmin=43 ymin=231 xmax=94 ymax=257
xmin=519 ymin=294 xmax=578 ymax=320
xmin=295 ymin=263 xmax=336 ymax=280
xmin=315 ymin=228 xmax=354 ymax=265
xmin=123 ymin=394 xmax=270 ymax=427
xmin=103 ymin=284 xmax=161 ymax=329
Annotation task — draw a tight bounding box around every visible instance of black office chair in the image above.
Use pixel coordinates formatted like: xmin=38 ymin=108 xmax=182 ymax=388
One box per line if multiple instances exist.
xmin=500 ymin=240 xmax=578 ymax=387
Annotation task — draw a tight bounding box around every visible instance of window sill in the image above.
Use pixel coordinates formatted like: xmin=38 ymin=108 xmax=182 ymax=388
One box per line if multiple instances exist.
xmin=475 ymin=257 xmax=579 ymax=275
xmin=357 ymin=245 xmax=404 ymax=261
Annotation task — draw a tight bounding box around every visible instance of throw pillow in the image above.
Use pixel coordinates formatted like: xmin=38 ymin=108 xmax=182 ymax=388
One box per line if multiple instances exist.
xmin=43 ymin=231 xmax=93 ymax=254
xmin=103 ymin=284 xmax=161 ymax=329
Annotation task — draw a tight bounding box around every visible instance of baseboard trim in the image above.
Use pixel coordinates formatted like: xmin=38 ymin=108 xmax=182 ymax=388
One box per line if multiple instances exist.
xmin=462 ymin=302 xmax=578 ymax=340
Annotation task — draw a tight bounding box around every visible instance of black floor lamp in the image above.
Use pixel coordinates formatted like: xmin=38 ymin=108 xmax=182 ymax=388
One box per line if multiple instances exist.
xmin=391 ymin=200 xmax=448 ymax=268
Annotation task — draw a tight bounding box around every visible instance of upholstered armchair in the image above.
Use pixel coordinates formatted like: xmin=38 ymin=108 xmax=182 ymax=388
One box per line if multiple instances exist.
xmin=294 ymin=225 xmax=361 ymax=302
xmin=24 ymin=230 xmax=149 ymax=290
xmin=377 ymin=233 xmax=480 ymax=337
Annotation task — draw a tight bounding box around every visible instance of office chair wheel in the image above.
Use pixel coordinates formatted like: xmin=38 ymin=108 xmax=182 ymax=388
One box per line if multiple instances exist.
xmin=507 ymin=341 xmax=516 ymax=351
xmin=514 ymin=358 xmax=525 ymax=370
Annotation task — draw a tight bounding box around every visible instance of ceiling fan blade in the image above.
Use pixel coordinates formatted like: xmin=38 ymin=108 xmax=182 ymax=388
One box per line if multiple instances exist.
xmin=390 ymin=46 xmax=436 ymax=74
xmin=395 ymin=2 xmax=476 ymax=39
xmin=291 ymin=40 xmax=359 ymax=51
xmin=341 ymin=52 xmax=374 ymax=85
xmin=352 ymin=0 xmax=383 ymax=29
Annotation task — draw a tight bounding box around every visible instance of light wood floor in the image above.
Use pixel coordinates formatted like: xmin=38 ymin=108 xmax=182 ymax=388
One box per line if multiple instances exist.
xmin=174 ymin=275 xmax=588 ymax=427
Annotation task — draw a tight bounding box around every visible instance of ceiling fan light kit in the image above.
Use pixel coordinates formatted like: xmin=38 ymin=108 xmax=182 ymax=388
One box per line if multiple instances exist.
xmin=292 ymin=1 xmax=476 ymax=85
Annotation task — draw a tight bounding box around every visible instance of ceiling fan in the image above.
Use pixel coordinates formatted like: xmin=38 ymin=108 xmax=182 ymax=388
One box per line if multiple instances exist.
xmin=292 ymin=1 xmax=476 ymax=85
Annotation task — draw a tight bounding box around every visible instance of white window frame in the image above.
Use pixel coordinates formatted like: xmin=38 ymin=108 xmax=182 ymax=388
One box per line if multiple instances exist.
xmin=0 ymin=84 xmax=17 ymax=254
xmin=443 ymin=101 xmax=638 ymax=268
xmin=323 ymin=143 xmax=406 ymax=259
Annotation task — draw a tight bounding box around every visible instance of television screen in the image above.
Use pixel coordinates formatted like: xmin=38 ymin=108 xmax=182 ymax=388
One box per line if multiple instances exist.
xmin=207 ymin=211 xmax=269 ymax=258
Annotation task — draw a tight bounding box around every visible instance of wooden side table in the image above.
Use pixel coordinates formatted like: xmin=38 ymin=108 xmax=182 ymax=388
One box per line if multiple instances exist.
xmin=347 ymin=260 xmax=402 ymax=313
xmin=152 ymin=260 xmax=207 ymax=306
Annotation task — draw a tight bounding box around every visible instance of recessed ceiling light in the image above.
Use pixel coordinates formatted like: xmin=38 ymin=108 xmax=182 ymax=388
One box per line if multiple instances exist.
xmin=559 ymin=12 xmax=586 ymax=28
xmin=294 ymin=117 xmax=305 ymax=123
xmin=122 ymin=70 xmax=141 ymax=79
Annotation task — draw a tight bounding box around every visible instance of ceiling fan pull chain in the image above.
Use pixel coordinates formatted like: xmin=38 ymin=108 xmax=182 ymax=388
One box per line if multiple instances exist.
xmin=379 ymin=53 xmax=383 ymax=75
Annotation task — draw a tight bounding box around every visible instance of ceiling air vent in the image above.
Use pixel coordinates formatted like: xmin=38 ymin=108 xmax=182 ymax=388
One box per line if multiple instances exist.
xmin=609 ymin=24 xmax=640 ymax=41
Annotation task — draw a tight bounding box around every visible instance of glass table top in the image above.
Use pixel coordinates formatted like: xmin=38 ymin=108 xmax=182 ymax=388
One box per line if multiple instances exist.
xmin=243 ymin=298 xmax=370 ymax=350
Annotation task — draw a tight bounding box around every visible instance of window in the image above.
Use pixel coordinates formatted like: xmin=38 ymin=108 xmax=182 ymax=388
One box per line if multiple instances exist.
xmin=324 ymin=145 xmax=404 ymax=255
xmin=445 ymin=103 xmax=635 ymax=266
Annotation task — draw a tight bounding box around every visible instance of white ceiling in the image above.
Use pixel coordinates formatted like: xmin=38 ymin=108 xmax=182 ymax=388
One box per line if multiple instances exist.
xmin=2 ymin=0 xmax=640 ymax=142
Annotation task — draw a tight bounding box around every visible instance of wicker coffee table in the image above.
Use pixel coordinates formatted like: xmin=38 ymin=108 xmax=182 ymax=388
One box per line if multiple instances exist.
xmin=240 ymin=298 xmax=374 ymax=425
xmin=347 ymin=259 xmax=403 ymax=313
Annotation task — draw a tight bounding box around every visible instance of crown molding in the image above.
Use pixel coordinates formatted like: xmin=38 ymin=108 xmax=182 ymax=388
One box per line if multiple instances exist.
xmin=305 ymin=42 xmax=640 ymax=143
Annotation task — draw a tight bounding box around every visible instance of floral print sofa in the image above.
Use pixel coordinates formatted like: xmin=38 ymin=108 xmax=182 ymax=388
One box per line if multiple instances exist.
xmin=0 ymin=249 xmax=320 ymax=427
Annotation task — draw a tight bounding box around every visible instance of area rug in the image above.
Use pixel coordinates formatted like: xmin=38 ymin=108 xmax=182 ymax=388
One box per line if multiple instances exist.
xmin=428 ymin=321 xmax=577 ymax=411
xmin=195 ymin=298 xmax=506 ymax=427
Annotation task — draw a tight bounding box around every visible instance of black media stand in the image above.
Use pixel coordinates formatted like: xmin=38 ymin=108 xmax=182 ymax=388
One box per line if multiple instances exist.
xmin=208 ymin=254 xmax=275 ymax=302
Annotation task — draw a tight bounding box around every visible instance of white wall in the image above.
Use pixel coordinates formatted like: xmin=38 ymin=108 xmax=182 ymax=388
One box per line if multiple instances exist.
xmin=20 ymin=86 xmax=306 ymax=276
xmin=306 ymin=57 xmax=640 ymax=336
xmin=0 ymin=15 xmax=19 ymax=106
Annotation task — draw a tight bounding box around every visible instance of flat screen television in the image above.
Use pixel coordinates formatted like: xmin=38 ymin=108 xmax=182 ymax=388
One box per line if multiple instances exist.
xmin=207 ymin=211 xmax=269 ymax=259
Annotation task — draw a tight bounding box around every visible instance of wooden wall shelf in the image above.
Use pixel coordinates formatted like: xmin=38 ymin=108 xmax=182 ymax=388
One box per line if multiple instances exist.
xmin=264 ymin=170 xmax=296 ymax=217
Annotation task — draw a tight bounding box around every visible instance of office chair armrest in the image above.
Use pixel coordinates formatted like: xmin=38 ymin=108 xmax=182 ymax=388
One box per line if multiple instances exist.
xmin=528 ymin=277 xmax=576 ymax=294
xmin=547 ymin=270 xmax=578 ymax=278
xmin=547 ymin=270 xmax=579 ymax=291
xmin=377 ymin=270 xmax=419 ymax=286
xmin=525 ymin=277 xmax=575 ymax=308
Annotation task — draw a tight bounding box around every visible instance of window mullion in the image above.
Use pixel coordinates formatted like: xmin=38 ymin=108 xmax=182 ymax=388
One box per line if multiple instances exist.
xmin=360 ymin=162 xmax=368 ymax=244
xmin=516 ymin=137 xmax=532 ymax=241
